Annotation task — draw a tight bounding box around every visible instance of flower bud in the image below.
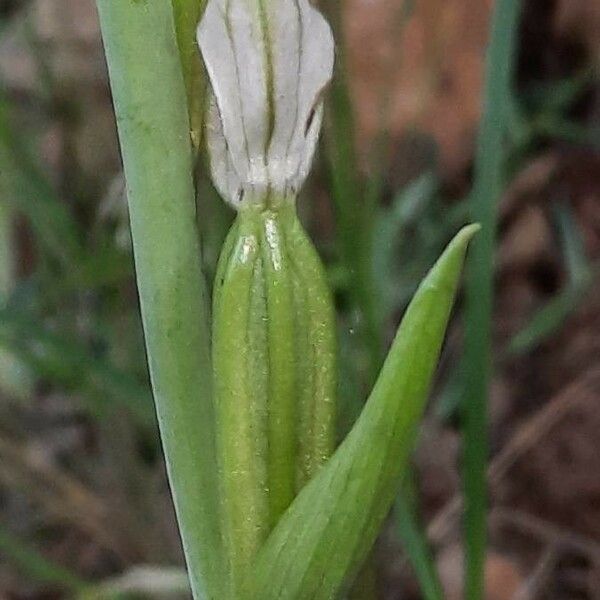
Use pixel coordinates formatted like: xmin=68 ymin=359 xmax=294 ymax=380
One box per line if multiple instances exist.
xmin=212 ymin=202 xmax=336 ymax=594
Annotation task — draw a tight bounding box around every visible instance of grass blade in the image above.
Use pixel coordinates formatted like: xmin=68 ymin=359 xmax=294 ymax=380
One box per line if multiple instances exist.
xmin=0 ymin=192 xmax=34 ymax=401
xmin=321 ymin=14 xmax=383 ymax=383
xmin=462 ymin=1 xmax=522 ymax=598
xmin=505 ymin=202 xmax=593 ymax=358
xmin=248 ymin=225 xmax=478 ymax=600
xmin=395 ymin=468 xmax=444 ymax=600
xmin=95 ymin=2 xmax=222 ymax=598
xmin=0 ymin=194 xmax=13 ymax=299
xmin=0 ymin=98 xmax=83 ymax=267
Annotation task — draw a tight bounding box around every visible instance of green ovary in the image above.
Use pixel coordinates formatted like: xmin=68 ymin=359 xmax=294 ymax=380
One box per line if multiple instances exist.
xmin=212 ymin=200 xmax=337 ymax=596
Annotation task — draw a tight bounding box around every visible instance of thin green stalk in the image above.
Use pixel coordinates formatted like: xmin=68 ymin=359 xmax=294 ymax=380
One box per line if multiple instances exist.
xmin=322 ymin=10 xmax=420 ymax=600
xmin=0 ymin=201 xmax=21 ymax=403
xmin=462 ymin=1 xmax=522 ymax=598
xmin=395 ymin=469 xmax=443 ymax=600
xmin=0 ymin=199 xmax=11 ymax=299
xmin=323 ymin=0 xmax=416 ymax=390
xmin=95 ymin=2 xmax=222 ymax=598
xmin=322 ymin=27 xmax=383 ymax=385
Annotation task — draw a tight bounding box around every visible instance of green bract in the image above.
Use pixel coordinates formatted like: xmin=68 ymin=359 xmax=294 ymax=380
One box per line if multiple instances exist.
xmin=213 ymin=200 xmax=336 ymax=597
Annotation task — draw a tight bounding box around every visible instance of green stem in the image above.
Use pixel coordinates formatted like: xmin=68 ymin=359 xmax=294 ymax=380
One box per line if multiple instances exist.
xmin=462 ymin=1 xmax=522 ymax=598
xmin=395 ymin=469 xmax=443 ymax=600
xmin=95 ymin=2 xmax=222 ymax=598
xmin=323 ymin=36 xmax=383 ymax=386
xmin=0 ymin=199 xmax=12 ymax=300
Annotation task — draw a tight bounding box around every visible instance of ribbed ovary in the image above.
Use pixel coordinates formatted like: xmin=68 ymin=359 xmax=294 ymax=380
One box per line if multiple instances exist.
xmin=212 ymin=201 xmax=336 ymax=594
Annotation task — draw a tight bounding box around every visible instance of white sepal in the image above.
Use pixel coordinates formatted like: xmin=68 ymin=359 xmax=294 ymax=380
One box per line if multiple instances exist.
xmin=198 ymin=0 xmax=334 ymax=209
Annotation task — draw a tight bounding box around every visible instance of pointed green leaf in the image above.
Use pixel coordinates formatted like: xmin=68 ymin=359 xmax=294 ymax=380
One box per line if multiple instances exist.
xmin=247 ymin=224 xmax=479 ymax=600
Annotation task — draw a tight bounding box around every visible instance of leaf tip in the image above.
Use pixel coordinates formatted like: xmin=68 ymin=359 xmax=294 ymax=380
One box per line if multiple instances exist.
xmin=456 ymin=222 xmax=481 ymax=243
xmin=428 ymin=223 xmax=479 ymax=292
xmin=443 ymin=223 xmax=480 ymax=265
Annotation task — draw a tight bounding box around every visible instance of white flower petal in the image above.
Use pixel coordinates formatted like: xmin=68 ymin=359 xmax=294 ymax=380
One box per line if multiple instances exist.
xmin=205 ymin=94 xmax=243 ymax=204
xmin=295 ymin=101 xmax=324 ymax=192
xmin=198 ymin=0 xmax=334 ymax=208
xmin=263 ymin=0 xmax=301 ymax=191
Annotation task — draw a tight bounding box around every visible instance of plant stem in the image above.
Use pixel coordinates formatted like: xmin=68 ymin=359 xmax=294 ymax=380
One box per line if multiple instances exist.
xmin=95 ymin=2 xmax=222 ymax=598
xmin=395 ymin=468 xmax=443 ymax=600
xmin=0 ymin=133 xmax=35 ymax=401
xmin=323 ymin=16 xmax=383 ymax=386
xmin=462 ymin=1 xmax=522 ymax=598
xmin=0 ymin=198 xmax=12 ymax=300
